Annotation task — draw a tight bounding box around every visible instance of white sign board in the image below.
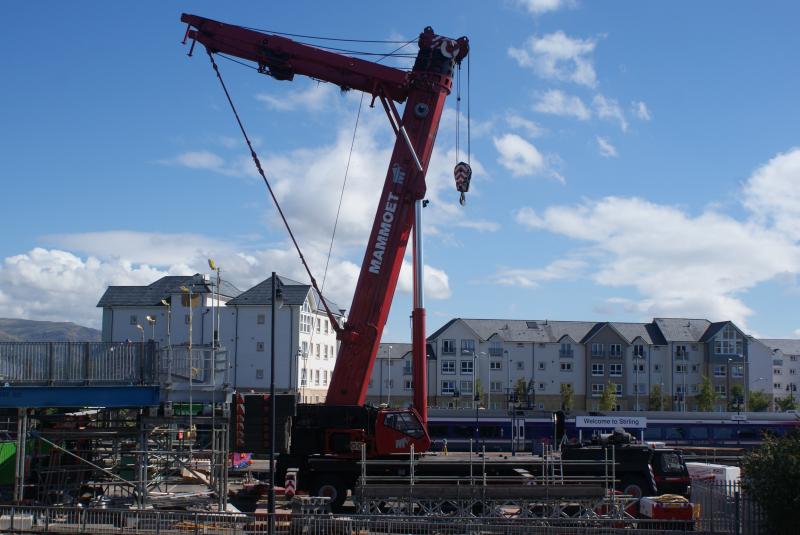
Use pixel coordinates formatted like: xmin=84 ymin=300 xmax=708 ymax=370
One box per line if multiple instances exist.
xmin=575 ymin=416 xmax=647 ymax=429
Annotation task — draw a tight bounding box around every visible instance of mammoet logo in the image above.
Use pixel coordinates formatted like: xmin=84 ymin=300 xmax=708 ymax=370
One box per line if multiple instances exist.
xmin=368 ymin=192 xmax=400 ymax=275
xmin=391 ymin=163 xmax=405 ymax=184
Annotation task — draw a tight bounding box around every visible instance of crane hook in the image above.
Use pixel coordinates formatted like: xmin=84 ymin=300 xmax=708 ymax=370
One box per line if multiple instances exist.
xmin=454 ymin=161 xmax=472 ymax=206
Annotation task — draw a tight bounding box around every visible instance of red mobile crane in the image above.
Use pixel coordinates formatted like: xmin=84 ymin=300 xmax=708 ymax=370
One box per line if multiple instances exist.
xmin=181 ymin=15 xmax=468 ymax=505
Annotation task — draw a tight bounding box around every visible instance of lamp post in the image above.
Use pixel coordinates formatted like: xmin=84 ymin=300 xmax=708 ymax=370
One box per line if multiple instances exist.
xmin=268 ymin=272 xmax=283 ymax=535
xmin=145 ymin=316 xmax=156 ymax=341
xmin=472 ymin=350 xmax=486 ymax=444
xmin=727 ymin=357 xmax=732 ymax=412
xmin=135 ymin=324 xmax=145 ymax=344
xmin=180 ymin=284 xmax=195 ymax=455
xmin=208 ymin=259 xmax=221 ymax=348
xmin=160 ymin=299 xmax=172 ymax=349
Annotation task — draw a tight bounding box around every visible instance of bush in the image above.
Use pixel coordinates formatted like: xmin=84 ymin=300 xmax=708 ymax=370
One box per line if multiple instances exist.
xmin=741 ymin=431 xmax=800 ymax=534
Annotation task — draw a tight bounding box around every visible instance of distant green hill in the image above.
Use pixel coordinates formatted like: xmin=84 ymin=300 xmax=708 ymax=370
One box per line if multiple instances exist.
xmin=0 ymin=318 xmax=101 ymax=342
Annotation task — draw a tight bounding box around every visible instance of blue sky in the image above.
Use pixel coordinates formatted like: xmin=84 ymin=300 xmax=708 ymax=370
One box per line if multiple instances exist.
xmin=1 ymin=1 xmax=799 ymax=340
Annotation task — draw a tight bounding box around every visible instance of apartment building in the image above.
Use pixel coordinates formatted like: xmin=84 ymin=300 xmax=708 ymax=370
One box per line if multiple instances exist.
xmin=759 ymin=339 xmax=800 ymax=404
xmin=375 ymin=316 xmax=766 ymax=413
xmin=97 ymin=273 xmax=345 ymax=402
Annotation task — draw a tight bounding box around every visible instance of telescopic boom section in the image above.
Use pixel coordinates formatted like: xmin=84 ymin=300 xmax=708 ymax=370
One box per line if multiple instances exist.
xmin=181 ymin=14 xmax=468 ymax=408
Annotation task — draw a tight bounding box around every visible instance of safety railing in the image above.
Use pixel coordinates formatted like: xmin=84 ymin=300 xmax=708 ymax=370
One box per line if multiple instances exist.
xmin=691 ymin=479 xmax=766 ymax=535
xmin=0 ymin=506 xmax=702 ymax=534
xmin=0 ymin=342 xmax=157 ymax=386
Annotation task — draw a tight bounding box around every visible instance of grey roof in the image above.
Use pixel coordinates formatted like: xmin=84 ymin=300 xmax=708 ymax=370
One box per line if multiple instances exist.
xmin=376 ymin=343 xmax=412 ymax=360
xmin=226 ymin=274 xmax=344 ymax=315
xmin=653 ymin=318 xmax=711 ymax=342
xmin=759 ymin=339 xmax=800 ymax=356
xmin=97 ymin=274 xmax=241 ymax=307
xmin=427 ymin=318 xmax=600 ymax=344
xmin=609 ymin=322 xmax=667 ymax=345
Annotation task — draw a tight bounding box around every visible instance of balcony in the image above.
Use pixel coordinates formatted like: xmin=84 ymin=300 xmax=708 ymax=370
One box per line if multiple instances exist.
xmin=559 ymin=349 xmax=574 ymax=358
xmin=591 ymin=351 xmax=605 ymax=358
xmin=488 ymin=347 xmax=504 ymax=357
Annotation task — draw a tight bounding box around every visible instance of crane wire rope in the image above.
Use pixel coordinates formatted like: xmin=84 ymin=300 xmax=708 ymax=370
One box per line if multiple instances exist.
xmin=319 ymin=37 xmax=417 ymax=293
xmin=204 ymin=49 xmax=339 ymax=324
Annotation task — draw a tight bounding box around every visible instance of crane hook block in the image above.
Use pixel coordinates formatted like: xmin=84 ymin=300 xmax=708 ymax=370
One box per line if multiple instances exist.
xmin=454 ymin=161 xmax=472 ymax=206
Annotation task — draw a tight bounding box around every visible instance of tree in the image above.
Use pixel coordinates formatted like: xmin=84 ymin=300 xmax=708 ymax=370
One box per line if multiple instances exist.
xmin=741 ymin=431 xmax=800 ymax=534
xmin=560 ymin=383 xmax=575 ymax=412
xmin=696 ymin=375 xmax=715 ymax=412
xmin=474 ymin=378 xmax=485 ymax=407
xmin=729 ymin=383 xmax=745 ymax=411
xmin=776 ymin=395 xmax=797 ymax=412
xmin=749 ymin=390 xmax=771 ymax=412
xmin=514 ymin=377 xmax=528 ymax=403
xmin=599 ymin=380 xmax=617 ymax=411
xmin=648 ymin=384 xmax=665 ymax=411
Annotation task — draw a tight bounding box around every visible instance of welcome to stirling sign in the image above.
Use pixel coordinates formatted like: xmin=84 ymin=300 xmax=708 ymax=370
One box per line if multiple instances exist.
xmin=575 ymin=415 xmax=647 ymax=429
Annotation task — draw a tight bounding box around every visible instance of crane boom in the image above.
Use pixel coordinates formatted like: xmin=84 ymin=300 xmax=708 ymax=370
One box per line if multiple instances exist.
xmin=181 ymin=13 xmax=468 ymax=418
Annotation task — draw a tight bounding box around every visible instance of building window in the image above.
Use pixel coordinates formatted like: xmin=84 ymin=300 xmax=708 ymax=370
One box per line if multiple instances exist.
xmin=130 ymin=315 xmax=138 ymax=325
xmin=323 ymin=345 xmax=328 ymax=359
xmin=516 ymin=361 xmax=524 ymax=371
xmin=490 ymin=381 xmax=503 ymax=393
xmin=591 ymin=364 xmax=604 ymax=376
xmin=614 ymin=383 xmax=623 ymax=395
xmin=591 ymin=383 xmax=605 ymax=395
xmin=633 ymin=383 xmax=647 ymax=394
xmin=256 ymin=369 xmax=264 ymax=379
xmin=323 ymin=370 xmax=328 ymax=386
xmin=538 ymin=361 xmax=546 ymax=371
xmin=489 ymin=340 xmax=503 ymax=356
xmin=715 ymin=384 xmax=726 ymax=396
xmin=461 ymin=339 xmax=475 ymax=355
xmin=315 ymin=344 xmax=321 ymax=359
xmin=653 ymin=364 xmax=661 ymax=372
xmin=633 ymin=344 xmax=645 ymax=357
xmin=791 ymin=356 xmax=798 ymax=362
xmin=560 ymin=343 xmax=573 ymax=358
xmin=609 ymin=344 xmax=622 ymax=357
xmin=301 ymin=341 xmax=308 ymax=357
xmin=403 ymin=361 xmax=412 ymax=375
xmin=591 ymin=343 xmax=604 ymax=357
xmin=691 ymin=364 xmax=699 ymax=373
xmin=460 ymin=360 xmax=473 ymax=375
xmin=774 ymin=368 xmax=782 ymax=375
xmin=537 ymin=382 xmax=546 ymax=390
xmin=184 ymin=314 xmax=191 ymax=325
xmin=257 ymin=313 xmax=265 ymax=325
xmin=256 ymin=342 xmax=264 ymax=352
xmin=460 ymin=381 xmax=473 ymax=394
xmin=300 ymin=311 xmax=311 ymax=333
xmin=441 ymin=381 xmax=456 ymax=394
xmin=442 ymin=360 xmax=456 ymax=374
xmin=732 ymin=365 xmax=744 ymax=377
xmin=301 ymin=369 xmax=307 ymax=386
xmin=633 ymin=363 xmax=645 ymax=373
xmin=675 ymin=345 xmax=688 ymax=359
xmin=609 ymin=364 xmax=622 ymax=377
xmin=774 ymin=382 xmax=782 ymax=390
xmin=490 ymin=361 xmax=502 ymax=371
xmin=690 ymin=383 xmax=699 ymax=394
xmin=676 ymin=364 xmax=688 ymax=374
xmin=442 ymin=339 xmax=456 ymax=354
xmin=715 ymin=325 xmax=743 ymax=355
xmin=404 ymin=379 xmax=412 ymax=390
xmin=791 ymin=369 xmax=797 ymax=375
xmin=713 ymin=365 xmax=726 ymax=377
xmin=314 ymin=370 xmax=320 ymax=385
xmin=560 ymin=362 xmax=573 ymax=372
xmin=315 ymin=318 xmax=320 ymax=333
xmin=324 ymin=320 xmax=329 ymax=334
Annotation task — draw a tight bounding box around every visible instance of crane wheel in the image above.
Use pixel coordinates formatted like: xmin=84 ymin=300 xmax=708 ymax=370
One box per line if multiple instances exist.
xmin=311 ymin=474 xmax=347 ymax=511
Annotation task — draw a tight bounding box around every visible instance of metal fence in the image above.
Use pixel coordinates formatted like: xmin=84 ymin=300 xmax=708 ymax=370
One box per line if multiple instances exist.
xmin=0 ymin=506 xmax=702 ymax=534
xmin=691 ymin=479 xmax=766 ymax=535
xmin=0 ymin=342 xmax=156 ymax=386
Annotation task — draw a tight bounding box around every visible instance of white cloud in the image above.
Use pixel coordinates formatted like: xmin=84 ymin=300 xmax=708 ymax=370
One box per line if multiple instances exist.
xmin=794 ymin=328 xmax=800 ymax=337
xmin=533 ymin=90 xmax=591 ymax=120
xmin=255 ymin=82 xmax=335 ymax=112
xmin=515 ymin=0 xmax=575 ymax=15
xmin=490 ymin=259 xmax=585 ymax=288
xmin=596 ymin=136 xmax=618 ymax=158
xmin=593 ymin=94 xmax=628 ymax=131
xmin=742 ymin=148 xmax=800 ymax=236
xmin=493 ymin=133 xmax=545 ymax=177
xmin=508 ymin=31 xmax=597 ymax=87
xmin=505 ymin=113 xmax=545 ymax=138
xmin=511 ymin=192 xmax=800 ymax=326
xmin=168 ymin=151 xmax=226 ymax=170
xmin=632 ymin=101 xmax=651 ymax=121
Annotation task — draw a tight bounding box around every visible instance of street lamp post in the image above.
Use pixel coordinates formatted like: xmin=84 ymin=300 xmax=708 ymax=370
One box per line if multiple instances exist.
xmin=268 ymin=272 xmax=283 ymax=535
xmin=727 ymin=357 xmax=732 ymax=412
xmin=386 ymin=345 xmax=393 ymax=407
xmin=472 ymin=350 xmax=486 ymax=444
xmin=135 ymin=324 xmax=145 ymax=344
xmin=160 ymin=299 xmax=172 ymax=349
xmin=145 ymin=315 xmax=156 ymax=341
